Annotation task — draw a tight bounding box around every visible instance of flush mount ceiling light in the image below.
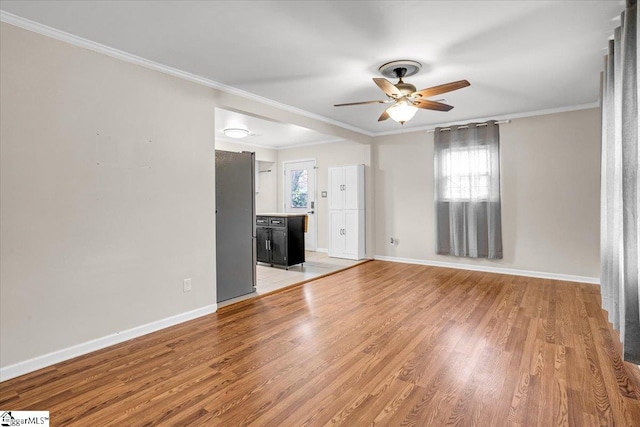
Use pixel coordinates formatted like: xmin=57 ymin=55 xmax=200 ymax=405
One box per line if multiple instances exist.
xmin=223 ymin=128 xmax=250 ymax=139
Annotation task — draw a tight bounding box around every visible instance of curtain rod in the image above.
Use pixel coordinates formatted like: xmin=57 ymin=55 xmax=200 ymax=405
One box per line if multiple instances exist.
xmin=427 ymin=119 xmax=511 ymax=133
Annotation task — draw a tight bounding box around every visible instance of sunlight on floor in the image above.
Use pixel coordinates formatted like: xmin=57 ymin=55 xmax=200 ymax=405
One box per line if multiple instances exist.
xmin=256 ymin=251 xmax=363 ymax=294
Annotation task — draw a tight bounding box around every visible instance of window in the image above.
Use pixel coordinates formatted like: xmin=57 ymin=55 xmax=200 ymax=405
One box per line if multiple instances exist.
xmin=434 ymin=121 xmax=502 ymax=259
xmin=290 ymin=169 xmax=308 ymax=208
xmin=442 ymin=146 xmax=490 ymax=200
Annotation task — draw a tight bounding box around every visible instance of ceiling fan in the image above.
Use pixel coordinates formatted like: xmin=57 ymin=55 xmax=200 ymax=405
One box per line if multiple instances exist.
xmin=334 ymin=60 xmax=470 ymax=125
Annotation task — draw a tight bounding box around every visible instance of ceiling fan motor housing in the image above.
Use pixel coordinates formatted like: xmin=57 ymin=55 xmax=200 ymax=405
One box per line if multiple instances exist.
xmin=396 ymin=79 xmax=417 ymax=96
xmin=379 ymin=61 xmax=422 ymax=96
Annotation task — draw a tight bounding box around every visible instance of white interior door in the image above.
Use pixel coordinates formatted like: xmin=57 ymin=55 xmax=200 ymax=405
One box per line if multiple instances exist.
xmin=284 ymin=159 xmax=316 ymax=251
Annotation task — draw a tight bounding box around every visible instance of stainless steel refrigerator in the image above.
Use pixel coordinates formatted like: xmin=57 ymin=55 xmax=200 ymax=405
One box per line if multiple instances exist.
xmin=215 ymin=150 xmax=256 ymax=302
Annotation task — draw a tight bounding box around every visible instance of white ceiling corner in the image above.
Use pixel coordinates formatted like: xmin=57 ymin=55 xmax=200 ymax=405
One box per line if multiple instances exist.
xmin=0 ymin=1 xmax=623 ymax=145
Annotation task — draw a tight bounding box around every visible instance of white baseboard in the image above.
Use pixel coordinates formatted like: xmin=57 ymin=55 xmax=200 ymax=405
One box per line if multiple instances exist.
xmin=315 ymin=247 xmax=328 ymax=253
xmin=0 ymin=304 xmax=218 ymax=382
xmin=373 ymin=255 xmax=599 ymax=284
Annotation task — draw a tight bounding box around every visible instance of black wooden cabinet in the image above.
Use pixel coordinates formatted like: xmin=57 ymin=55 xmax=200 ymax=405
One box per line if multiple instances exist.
xmin=256 ymin=215 xmax=305 ymax=269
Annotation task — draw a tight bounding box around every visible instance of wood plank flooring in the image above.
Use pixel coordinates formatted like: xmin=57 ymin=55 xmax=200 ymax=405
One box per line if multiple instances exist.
xmin=1 ymin=261 xmax=640 ymax=426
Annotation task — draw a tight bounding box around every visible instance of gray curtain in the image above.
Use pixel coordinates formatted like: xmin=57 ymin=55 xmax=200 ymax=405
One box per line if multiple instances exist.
xmin=600 ymin=0 xmax=639 ymax=364
xmin=434 ymin=121 xmax=502 ymax=259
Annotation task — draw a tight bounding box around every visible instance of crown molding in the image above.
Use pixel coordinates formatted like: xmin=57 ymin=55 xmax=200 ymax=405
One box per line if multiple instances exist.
xmin=215 ymin=136 xmax=280 ymax=150
xmin=373 ymin=102 xmax=600 ymax=137
xmin=275 ymin=138 xmax=346 ymax=150
xmin=215 ymin=135 xmax=345 ymax=150
xmin=1 ymin=11 xmax=599 ymax=141
xmin=0 ymin=11 xmax=374 ymax=138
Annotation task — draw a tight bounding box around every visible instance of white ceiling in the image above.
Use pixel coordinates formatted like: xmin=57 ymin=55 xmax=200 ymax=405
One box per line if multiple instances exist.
xmin=1 ymin=0 xmax=623 ymax=138
xmin=215 ymin=108 xmax=340 ymax=149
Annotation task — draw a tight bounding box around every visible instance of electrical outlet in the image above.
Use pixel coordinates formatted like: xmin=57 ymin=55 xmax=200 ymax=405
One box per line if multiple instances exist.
xmin=183 ymin=278 xmax=192 ymax=292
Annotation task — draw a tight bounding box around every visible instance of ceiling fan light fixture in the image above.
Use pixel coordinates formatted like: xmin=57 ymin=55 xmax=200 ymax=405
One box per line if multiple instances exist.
xmin=334 ymin=58 xmax=468 ymax=125
xmin=223 ymin=128 xmax=250 ymax=139
xmin=387 ymin=101 xmax=418 ymax=125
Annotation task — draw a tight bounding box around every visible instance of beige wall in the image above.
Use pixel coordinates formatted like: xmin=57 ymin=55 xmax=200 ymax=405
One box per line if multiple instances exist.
xmin=276 ymin=141 xmax=374 ymax=255
xmin=373 ymin=108 xmax=601 ymax=278
xmin=0 ymin=23 xmax=218 ymax=367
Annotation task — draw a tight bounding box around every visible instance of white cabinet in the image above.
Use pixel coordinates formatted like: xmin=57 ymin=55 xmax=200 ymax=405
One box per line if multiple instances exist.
xmin=328 ymin=165 xmax=365 ymax=260
xmin=328 ymin=165 xmax=364 ymax=210
xmin=329 ymin=210 xmax=365 ymax=260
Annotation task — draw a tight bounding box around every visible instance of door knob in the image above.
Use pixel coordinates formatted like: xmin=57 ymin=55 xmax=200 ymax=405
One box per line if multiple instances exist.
xmin=307 ymin=211 xmax=314 ymax=214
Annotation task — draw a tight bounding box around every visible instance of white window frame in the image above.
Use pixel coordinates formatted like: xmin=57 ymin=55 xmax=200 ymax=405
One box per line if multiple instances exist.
xmin=441 ymin=145 xmax=491 ymax=201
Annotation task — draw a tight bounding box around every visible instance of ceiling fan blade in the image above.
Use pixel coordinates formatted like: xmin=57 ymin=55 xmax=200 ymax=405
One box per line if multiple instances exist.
xmin=378 ymin=109 xmax=390 ymax=122
xmin=334 ymin=100 xmax=390 ymax=107
xmin=373 ymin=78 xmax=403 ymax=98
xmin=412 ymin=80 xmax=470 ymax=99
xmin=414 ymin=99 xmax=454 ymax=111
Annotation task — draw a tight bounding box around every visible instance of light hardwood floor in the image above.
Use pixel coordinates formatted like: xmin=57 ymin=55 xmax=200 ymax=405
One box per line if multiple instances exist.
xmin=1 ymin=261 xmax=640 ymax=426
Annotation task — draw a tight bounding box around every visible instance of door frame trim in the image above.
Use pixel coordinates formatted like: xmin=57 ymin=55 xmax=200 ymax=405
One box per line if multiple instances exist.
xmin=282 ymin=158 xmax=317 ymax=251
